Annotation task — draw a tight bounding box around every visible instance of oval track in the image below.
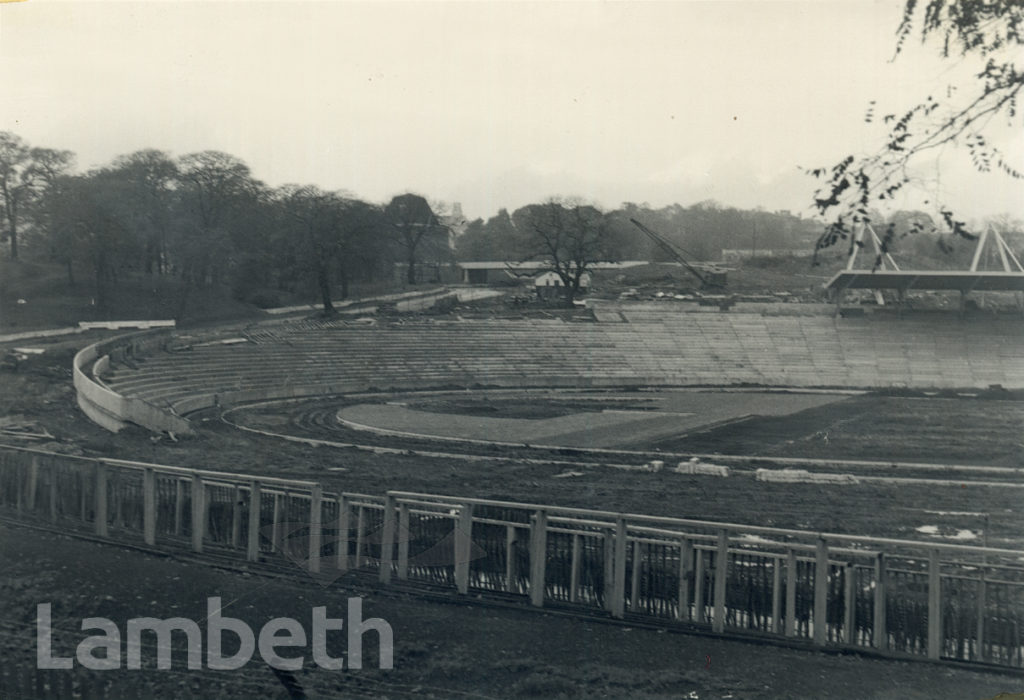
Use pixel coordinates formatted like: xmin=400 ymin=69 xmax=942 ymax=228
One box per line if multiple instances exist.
xmin=220 ymin=391 xmax=1024 ymax=487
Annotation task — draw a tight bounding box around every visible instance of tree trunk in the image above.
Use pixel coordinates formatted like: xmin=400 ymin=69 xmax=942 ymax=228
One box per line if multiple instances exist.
xmin=406 ymin=249 xmax=417 ymax=285
xmin=156 ymin=234 xmax=167 ymax=275
xmin=338 ymin=266 xmax=349 ymax=300
xmin=563 ymin=283 xmax=576 ymax=307
xmin=174 ymin=280 xmax=192 ymax=324
xmin=93 ymin=256 xmax=106 ymax=314
xmin=7 ymin=216 xmax=17 ymax=260
xmin=318 ymin=265 xmax=334 ymax=313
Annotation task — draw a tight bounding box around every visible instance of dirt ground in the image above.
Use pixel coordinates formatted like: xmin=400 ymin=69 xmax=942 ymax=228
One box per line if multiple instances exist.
xmin=1 ymin=523 xmax=1020 ymax=700
xmin=381 ymin=389 xmax=1024 ymax=468
xmin=230 ymin=392 xmax=1024 ymax=548
xmin=343 ymin=391 xmax=846 ymax=449
xmin=238 ymin=388 xmax=1024 ymax=469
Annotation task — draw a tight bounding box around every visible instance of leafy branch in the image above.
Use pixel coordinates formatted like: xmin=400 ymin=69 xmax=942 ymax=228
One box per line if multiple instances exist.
xmin=811 ymin=0 xmax=1023 ymax=261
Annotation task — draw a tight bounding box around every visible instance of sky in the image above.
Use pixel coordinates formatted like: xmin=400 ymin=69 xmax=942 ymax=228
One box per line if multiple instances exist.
xmin=1 ymin=0 xmax=1021 ymax=223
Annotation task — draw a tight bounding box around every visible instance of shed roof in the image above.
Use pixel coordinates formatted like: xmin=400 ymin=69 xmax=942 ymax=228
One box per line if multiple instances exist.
xmin=457 ymin=261 xmax=648 ymax=271
xmin=826 ymin=270 xmax=1024 ymax=293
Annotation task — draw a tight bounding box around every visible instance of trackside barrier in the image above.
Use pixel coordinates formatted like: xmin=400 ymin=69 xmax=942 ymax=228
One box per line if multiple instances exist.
xmin=0 ymin=444 xmax=1022 ymax=668
xmin=78 ymin=320 xmax=176 ymax=331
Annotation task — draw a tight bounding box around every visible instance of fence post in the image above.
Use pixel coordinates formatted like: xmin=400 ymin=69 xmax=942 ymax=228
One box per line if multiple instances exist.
xmin=771 ymin=555 xmax=782 ymax=634
xmin=785 ymin=549 xmax=797 ymax=637
xmin=309 ymin=484 xmax=323 ymax=576
xmin=398 ymin=502 xmax=410 ymax=581
xmin=49 ymin=460 xmax=58 ymax=524
xmin=928 ymin=548 xmax=942 ymax=660
xmin=611 ymin=517 xmax=628 ymax=619
xmin=569 ymin=533 xmax=582 ymax=604
xmin=976 ymin=570 xmax=986 ymax=662
xmin=873 ymin=552 xmax=887 ymax=650
xmin=14 ymin=455 xmax=24 ymax=512
xmin=95 ymin=462 xmax=108 ymax=538
xmin=603 ymin=529 xmax=615 ymax=613
xmin=713 ymin=529 xmax=728 ymax=634
xmin=247 ymin=480 xmax=261 ymax=562
xmin=529 ymin=509 xmax=547 ymax=607
xmin=271 ymin=493 xmax=283 ymax=554
xmin=454 ymin=503 xmax=473 ymax=595
xmin=174 ymin=478 xmax=184 ymax=536
xmin=694 ymin=548 xmax=705 ymax=624
xmin=27 ymin=455 xmax=38 ymax=512
xmin=142 ymin=468 xmax=156 ymax=546
xmin=354 ymin=505 xmax=366 ymax=569
xmin=336 ymin=496 xmax=350 ymax=572
xmin=814 ymin=537 xmax=829 ymax=645
xmin=230 ymin=485 xmax=242 ymax=549
xmin=677 ymin=537 xmax=692 ymax=622
xmin=505 ymin=525 xmax=519 ymax=593
xmin=378 ymin=493 xmax=396 ymax=584
xmin=190 ymin=474 xmax=204 ymax=553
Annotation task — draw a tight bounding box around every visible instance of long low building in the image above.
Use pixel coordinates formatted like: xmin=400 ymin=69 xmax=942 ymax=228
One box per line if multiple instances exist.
xmin=457 ymin=260 xmax=649 ymax=285
xmin=827 ymin=269 xmax=1024 ymax=293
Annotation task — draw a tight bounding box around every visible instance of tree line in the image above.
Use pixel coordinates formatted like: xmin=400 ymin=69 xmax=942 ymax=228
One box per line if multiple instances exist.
xmin=0 ymin=130 xmax=832 ymax=311
xmin=457 ymin=200 xmax=824 ymax=264
xmin=5 ymin=4 xmax=1023 ymax=313
xmin=0 ymin=133 xmax=453 ymax=314
xmin=3 ymin=130 xmax=1009 ymax=313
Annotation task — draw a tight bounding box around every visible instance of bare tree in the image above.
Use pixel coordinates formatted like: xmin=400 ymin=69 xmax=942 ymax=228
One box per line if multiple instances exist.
xmin=108 ymin=150 xmax=179 ymax=275
xmin=46 ymin=171 xmax=139 ymax=311
xmin=384 ymin=193 xmax=445 ymax=285
xmin=175 ymin=151 xmax=258 ymax=286
xmin=513 ymin=199 xmax=619 ymax=305
xmin=280 ymin=185 xmax=343 ymax=313
xmin=335 ymin=199 xmax=384 ymax=299
xmin=0 ymin=132 xmax=74 ymax=260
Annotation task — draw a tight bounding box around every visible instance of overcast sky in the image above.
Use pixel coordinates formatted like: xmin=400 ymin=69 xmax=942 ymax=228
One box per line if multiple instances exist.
xmin=1 ymin=1 xmax=1020 ymax=222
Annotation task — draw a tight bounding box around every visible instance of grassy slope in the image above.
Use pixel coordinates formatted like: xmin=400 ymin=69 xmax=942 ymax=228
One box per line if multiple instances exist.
xmin=0 ymin=259 xmax=276 ymax=332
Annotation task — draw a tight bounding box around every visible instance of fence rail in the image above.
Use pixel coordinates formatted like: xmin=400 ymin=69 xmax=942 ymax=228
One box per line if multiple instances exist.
xmin=1 ymin=444 xmax=1022 ymax=668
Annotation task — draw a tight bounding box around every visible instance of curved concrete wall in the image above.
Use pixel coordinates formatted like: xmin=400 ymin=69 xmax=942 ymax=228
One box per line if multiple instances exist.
xmin=74 ymin=331 xmax=192 ymax=434
xmin=74 ymin=341 xmax=128 ymax=432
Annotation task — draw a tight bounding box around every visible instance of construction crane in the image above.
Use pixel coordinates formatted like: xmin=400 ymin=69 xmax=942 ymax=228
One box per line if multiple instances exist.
xmin=629 ymin=218 xmax=727 ymax=289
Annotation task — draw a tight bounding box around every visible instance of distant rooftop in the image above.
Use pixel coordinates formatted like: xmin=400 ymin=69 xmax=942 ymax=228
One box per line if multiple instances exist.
xmin=826 ymin=269 xmax=1024 ymax=293
xmin=457 ymin=261 xmax=650 ymax=270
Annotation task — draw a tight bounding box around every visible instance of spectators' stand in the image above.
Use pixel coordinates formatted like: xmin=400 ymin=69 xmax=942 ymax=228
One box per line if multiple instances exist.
xmin=92 ymin=312 xmax=1024 ymax=432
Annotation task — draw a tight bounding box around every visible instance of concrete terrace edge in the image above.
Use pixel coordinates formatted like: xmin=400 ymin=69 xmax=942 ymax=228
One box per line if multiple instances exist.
xmin=73 ymin=330 xmax=192 ymax=435
xmin=75 ymin=312 xmax=1024 ymax=435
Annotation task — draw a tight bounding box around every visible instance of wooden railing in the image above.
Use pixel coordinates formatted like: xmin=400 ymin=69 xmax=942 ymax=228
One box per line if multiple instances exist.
xmin=1 ymin=445 xmax=1021 ymax=668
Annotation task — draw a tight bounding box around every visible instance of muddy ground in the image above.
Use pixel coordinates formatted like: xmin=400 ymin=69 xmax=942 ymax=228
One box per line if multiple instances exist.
xmin=1 ymin=523 xmax=1021 ymax=700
